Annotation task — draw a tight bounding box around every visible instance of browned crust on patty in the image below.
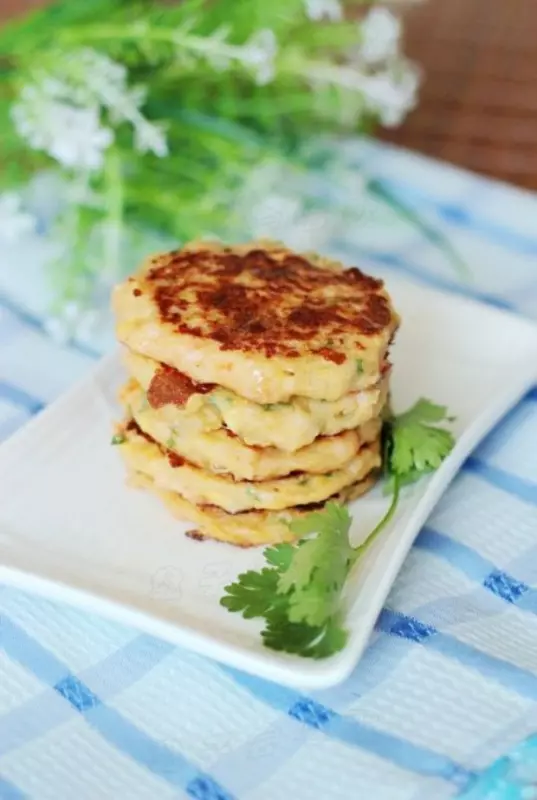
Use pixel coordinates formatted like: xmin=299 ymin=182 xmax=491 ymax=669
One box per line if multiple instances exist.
xmin=147 ymin=363 xmax=215 ymax=409
xmin=139 ymin=244 xmax=395 ymax=362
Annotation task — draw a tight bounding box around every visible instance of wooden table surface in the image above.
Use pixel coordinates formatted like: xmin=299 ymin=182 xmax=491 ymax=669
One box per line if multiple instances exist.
xmin=3 ymin=0 xmax=537 ymax=190
xmin=380 ymin=0 xmax=537 ymax=190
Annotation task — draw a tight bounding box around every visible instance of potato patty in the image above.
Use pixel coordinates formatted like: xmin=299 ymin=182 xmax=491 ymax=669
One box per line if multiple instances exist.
xmin=118 ymin=420 xmax=382 ymax=514
xmin=113 ymin=241 xmax=398 ymax=403
xmin=123 ymin=349 xmax=389 ymax=452
xmin=120 ymin=378 xmax=382 ymax=481
xmin=128 ymin=470 xmax=379 ymax=546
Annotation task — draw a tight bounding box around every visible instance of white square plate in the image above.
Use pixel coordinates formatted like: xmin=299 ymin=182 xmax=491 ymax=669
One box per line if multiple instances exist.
xmin=1 ymin=276 xmax=537 ymax=689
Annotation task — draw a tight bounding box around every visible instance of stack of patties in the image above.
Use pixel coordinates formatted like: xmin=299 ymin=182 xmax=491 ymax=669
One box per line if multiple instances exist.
xmin=112 ymin=241 xmax=399 ymax=546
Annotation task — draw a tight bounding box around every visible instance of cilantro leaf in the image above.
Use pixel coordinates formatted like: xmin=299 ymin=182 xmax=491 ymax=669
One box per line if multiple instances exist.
xmin=220 ymin=504 xmax=355 ymax=650
xmin=388 ymin=398 xmax=455 ymax=481
xmin=262 ymin=610 xmax=348 ymax=659
xmin=397 ymin=398 xmax=451 ymax=425
xmin=264 ymin=543 xmax=295 ymax=570
xmin=220 ymin=568 xmax=287 ymax=619
xmin=278 ymin=503 xmax=353 ymax=626
xmin=282 ymin=503 xmax=352 ymax=592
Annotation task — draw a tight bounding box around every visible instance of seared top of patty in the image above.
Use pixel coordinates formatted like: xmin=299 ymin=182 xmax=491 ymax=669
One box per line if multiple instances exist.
xmin=113 ymin=241 xmax=399 ymax=403
xmin=135 ymin=242 xmax=396 ymax=362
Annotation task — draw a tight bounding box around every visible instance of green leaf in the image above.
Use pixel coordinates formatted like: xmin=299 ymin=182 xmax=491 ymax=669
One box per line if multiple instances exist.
xmin=286 ymin=581 xmax=338 ymax=626
xmin=264 ymin=543 xmax=295 ymax=571
xmin=392 ymin=426 xmax=454 ymax=475
xmin=395 ymin=398 xmax=451 ymax=425
xmin=283 ymin=502 xmax=353 ymax=593
xmin=220 ymin=502 xmax=354 ymax=652
xmin=111 ymin=433 xmax=126 ymax=445
xmin=356 ymin=359 xmax=364 ymax=374
xmin=383 ymin=467 xmax=434 ymax=494
xmin=219 ymin=396 xmax=455 ymax=661
xmin=262 ymin=611 xmax=348 ymax=659
xmin=275 ymin=502 xmax=354 ymax=626
xmin=220 ymin=568 xmax=287 ymax=619
xmin=388 ymin=398 xmax=455 ymax=480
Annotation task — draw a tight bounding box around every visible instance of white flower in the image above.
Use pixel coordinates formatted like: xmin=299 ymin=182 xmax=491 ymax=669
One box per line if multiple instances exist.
xmin=298 ymin=26 xmax=420 ymax=129
xmin=304 ymin=0 xmax=343 ymax=22
xmin=0 ymin=193 xmax=35 ymax=242
xmin=175 ymin=25 xmax=278 ymax=84
xmin=362 ymin=62 xmax=420 ymax=126
xmin=12 ymin=85 xmax=113 ymax=171
xmin=69 ymin=49 xmax=169 ymax=158
xmin=197 ymin=25 xmax=235 ymax=72
xmin=12 ymin=48 xmax=169 ymax=169
xmin=74 ymin=50 xmax=142 ymax=118
xmin=359 ymin=8 xmax=401 ymax=64
xmin=241 ymin=29 xmax=278 ymax=85
xmin=49 ymin=105 xmax=113 ymax=170
xmin=77 ymin=48 xmax=128 ymax=94
xmin=134 ymin=119 xmax=169 ymax=157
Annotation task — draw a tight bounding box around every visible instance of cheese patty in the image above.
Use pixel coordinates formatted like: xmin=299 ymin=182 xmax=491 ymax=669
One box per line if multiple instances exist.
xmin=128 ymin=470 xmax=379 ymax=546
xmin=120 ymin=379 xmax=382 ymax=481
xmin=118 ymin=421 xmax=382 ymax=514
xmin=123 ymin=349 xmax=389 ymax=452
xmin=113 ymin=241 xmax=398 ymax=404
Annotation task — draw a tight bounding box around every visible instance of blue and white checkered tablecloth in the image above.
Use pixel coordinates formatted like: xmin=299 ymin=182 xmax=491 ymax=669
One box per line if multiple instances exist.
xmin=1 ymin=139 xmax=537 ymax=800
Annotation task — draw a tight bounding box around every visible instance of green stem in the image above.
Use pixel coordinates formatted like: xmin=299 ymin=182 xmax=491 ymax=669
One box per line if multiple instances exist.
xmin=103 ymin=147 xmax=124 ymax=280
xmin=280 ymin=52 xmax=368 ymax=92
xmin=57 ymin=23 xmax=363 ymax=98
xmin=349 ymin=476 xmax=400 ymax=566
xmin=126 ymin=187 xmax=194 ymax=228
xmin=58 ymin=23 xmax=252 ymax=64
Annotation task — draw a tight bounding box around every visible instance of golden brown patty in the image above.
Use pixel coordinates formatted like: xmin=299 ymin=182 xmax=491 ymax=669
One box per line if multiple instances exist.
xmin=123 ymin=348 xmax=390 ymax=452
xmin=128 ymin=469 xmax=379 ymax=546
xmin=113 ymin=240 xmax=398 ymax=403
xmin=120 ymin=378 xmax=382 ymax=481
xmin=118 ymin=420 xmax=382 ymax=514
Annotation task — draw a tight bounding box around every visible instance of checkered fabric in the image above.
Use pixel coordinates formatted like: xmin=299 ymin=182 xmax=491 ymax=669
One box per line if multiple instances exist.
xmin=1 ymin=139 xmax=537 ymax=800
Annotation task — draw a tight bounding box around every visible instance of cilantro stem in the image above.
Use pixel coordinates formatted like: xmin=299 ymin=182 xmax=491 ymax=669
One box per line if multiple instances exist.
xmin=349 ymin=476 xmax=400 ymax=565
xmin=103 ymin=147 xmax=123 ymax=282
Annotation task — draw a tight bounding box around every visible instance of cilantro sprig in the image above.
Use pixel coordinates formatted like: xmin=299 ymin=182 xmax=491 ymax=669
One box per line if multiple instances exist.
xmin=220 ymin=398 xmax=455 ymax=659
xmin=388 ymin=399 xmax=455 ymax=479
